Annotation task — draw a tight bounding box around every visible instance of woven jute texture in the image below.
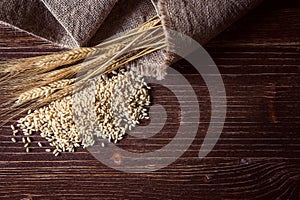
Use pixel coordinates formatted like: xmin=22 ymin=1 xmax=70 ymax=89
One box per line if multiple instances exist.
xmin=0 ymin=0 xmax=263 ymax=78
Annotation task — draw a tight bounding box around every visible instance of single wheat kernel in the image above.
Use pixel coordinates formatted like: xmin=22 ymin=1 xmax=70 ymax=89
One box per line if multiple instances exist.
xmin=38 ymin=142 xmax=43 ymax=147
xmin=26 ymin=137 xmax=31 ymax=143
xmin=45 ymin=149 xmax=51 ymax=152
xmin=24 ymin=143 xmax=29 ymax=148
xmin=53 ymin=149 xmax=58 ymax=154
xmin=26 ymin=147 xmax=30 ymax=153
xmin=22 ymin=137 xmax=26 ymax=143
xmin=11 ymin=138 xmax=17 ymax=143
xmin=10 ymin=125 xmax=15 ymax=131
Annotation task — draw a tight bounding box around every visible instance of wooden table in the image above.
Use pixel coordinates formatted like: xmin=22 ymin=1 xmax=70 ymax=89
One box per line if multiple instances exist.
xmin=0 ymin=0 xmax=299 ymax=199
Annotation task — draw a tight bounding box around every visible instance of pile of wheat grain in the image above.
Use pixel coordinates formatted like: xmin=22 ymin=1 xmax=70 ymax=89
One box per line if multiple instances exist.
xmin=5 ymin=16 xmax=164 ymax=156
xmin=10 ymin=69 xmax=150 ymax=156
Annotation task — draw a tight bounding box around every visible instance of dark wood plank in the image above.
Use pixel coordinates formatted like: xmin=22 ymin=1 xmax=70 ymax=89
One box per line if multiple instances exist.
xmin=0 ymin=0 xmax=300 ymax=199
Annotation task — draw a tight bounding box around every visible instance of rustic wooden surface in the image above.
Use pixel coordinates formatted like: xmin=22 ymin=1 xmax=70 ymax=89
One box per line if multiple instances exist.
xmin=0 ymin=0 xmax=300 ymax=199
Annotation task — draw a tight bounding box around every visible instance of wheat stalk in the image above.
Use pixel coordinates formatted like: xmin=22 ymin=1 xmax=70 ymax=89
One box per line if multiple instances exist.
xmin=0 ymin=48 xmax=95 ymax=74
xmin=16 ymin=79 xmax=75 ymax=105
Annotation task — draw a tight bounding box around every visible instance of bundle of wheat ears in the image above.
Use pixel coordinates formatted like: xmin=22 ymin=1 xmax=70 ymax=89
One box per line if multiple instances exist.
xmin=0 ymin=16 xmax=166 ymax=154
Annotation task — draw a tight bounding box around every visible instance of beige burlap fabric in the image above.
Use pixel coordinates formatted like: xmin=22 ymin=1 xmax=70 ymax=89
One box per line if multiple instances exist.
xmin=0 ymin=0 xmax=263 ymax=78
xmin=158 ymin=0 xmax=263 ymax=44
xmin=0 ymin=0 xmax=263 ymax=47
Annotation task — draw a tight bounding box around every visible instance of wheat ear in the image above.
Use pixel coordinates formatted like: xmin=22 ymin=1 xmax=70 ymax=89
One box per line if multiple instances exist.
xmin=16 ymin=79 xmax=75 ymax=105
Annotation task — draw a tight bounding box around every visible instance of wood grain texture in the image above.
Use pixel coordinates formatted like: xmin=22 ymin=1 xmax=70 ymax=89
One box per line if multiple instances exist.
xmin=0 ymin=0 xmax=300 ymax=199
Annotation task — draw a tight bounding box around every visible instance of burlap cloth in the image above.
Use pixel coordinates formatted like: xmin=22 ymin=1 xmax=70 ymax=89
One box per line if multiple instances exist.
xmin=0 ymin=0 xmax=263 ymax=78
